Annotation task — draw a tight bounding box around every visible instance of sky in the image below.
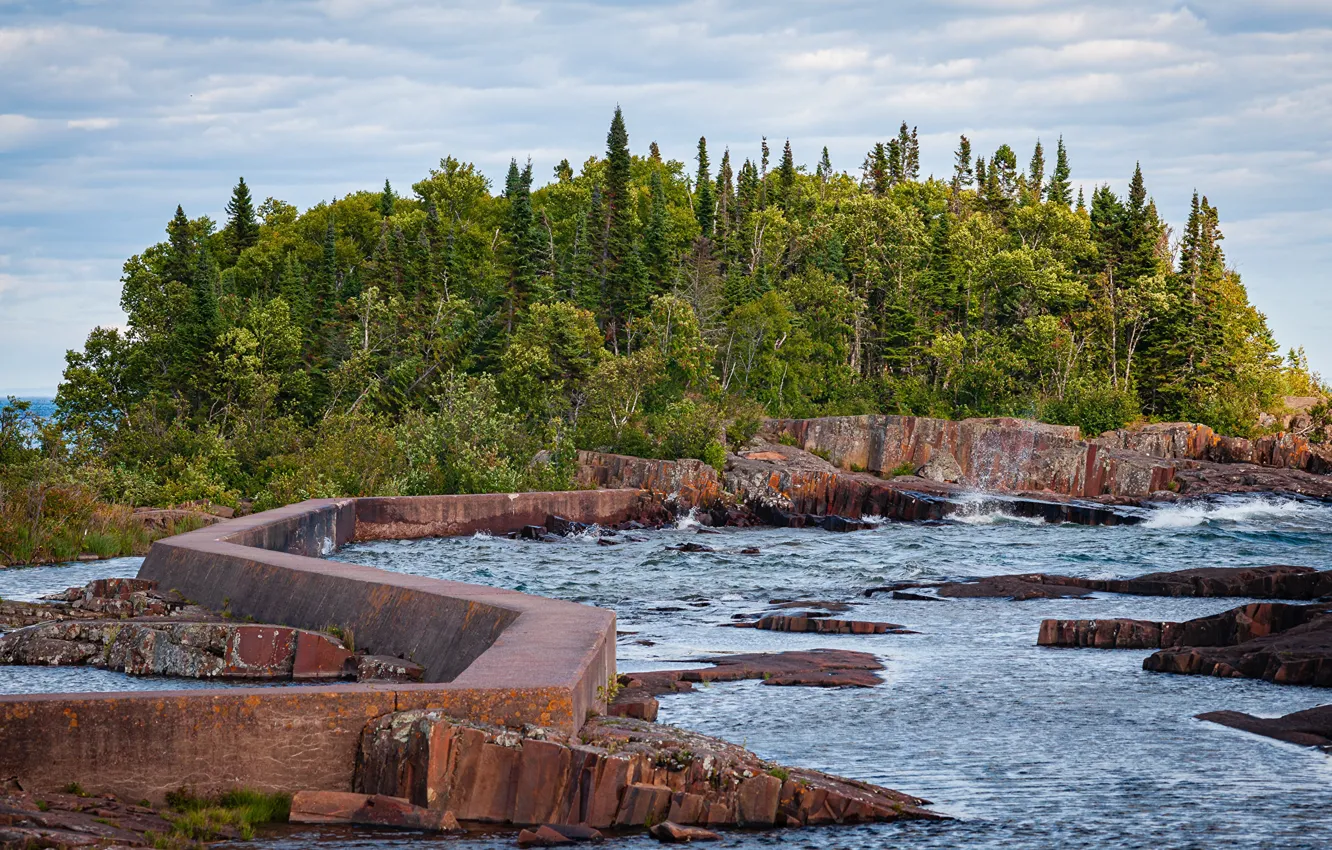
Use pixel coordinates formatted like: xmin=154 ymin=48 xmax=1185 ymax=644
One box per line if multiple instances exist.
xmin=1 ymin=0 xmax=1330 ymax=394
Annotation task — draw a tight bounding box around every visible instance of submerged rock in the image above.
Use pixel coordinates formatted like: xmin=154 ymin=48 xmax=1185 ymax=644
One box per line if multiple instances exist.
xmin=933 ymin=565 xmax=1332 ymax=601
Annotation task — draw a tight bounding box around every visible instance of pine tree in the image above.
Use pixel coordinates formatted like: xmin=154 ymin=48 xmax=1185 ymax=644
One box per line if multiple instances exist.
xmin=887 ymin=138 xmax=904 ymax=186
xmin=907 ymin=125 xmax=920 ymax=181
xmin=503 ymin=158 xmax=547 ymax=327
xmin=224 ymin=177 xmax=258 ymax=258
xmin=379 ymin=179 xmax=395 ymax=218
xmin=317 ymin=215 xmax=337 ymax=327
xmin=952 ymin=136 xmax=974 ymax=190
xmin=694 ymin=136 xmax=715 ymax=238
xmin=1026 ymin=141 xmax=1045 ymax=204
xmin=974 ymin=155 xmax=987 ymax=188
xmin=778 ymin=139 xmax=796 ymax=209
xmin=648 ymin=141 xmax=662 ymax=162
xmin=760 ymin=137 xmax=770 ymax=208
xmin=1076 ymin=186 xmax=1086 ymax=213
xmin=1046 ymin=136 xmax=1072 ymax=206
xmin=553 ymin=159 xmax=573 ymax=182
xmin=817 ymin=146 xmax=832 ymax=182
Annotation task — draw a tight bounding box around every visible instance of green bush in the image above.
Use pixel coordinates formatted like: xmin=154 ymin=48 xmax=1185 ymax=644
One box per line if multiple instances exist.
xmin=1040 ymin=380 xmax=1140 ymax=438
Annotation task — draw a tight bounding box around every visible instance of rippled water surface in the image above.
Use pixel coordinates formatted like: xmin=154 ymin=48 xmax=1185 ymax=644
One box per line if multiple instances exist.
xmin=326 ymin=496 xmax=1332 ymax=850
xmin=6 ymin=496 xmax=1332 ymax=847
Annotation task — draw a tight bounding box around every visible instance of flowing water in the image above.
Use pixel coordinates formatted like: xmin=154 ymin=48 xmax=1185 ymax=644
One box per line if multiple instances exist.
xmin=4 ymin=496 xmax=1332 ymax=847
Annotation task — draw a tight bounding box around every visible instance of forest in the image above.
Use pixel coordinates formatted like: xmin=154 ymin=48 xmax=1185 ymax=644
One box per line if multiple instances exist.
xmin=1 ymin=108 xmax=1323 ymax=563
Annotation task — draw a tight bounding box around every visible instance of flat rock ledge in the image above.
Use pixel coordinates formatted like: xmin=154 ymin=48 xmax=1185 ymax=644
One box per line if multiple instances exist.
xmin=1038 ymin=601 xmax=1332 ymax=687
xmin=609 ymin=650 xmax=885 ymax=722
xmin=1197 ymin=705 xmax=1332 ymax=751
xmin=0 ymin=788 xmax=180 ymax=849
xmin=880 ymin=565 xmax=1332 ymax=602
xmin=0 ymin=578 xmax=423 ymax=683
xmin=355 ymin=712 xmax=942 ymax=833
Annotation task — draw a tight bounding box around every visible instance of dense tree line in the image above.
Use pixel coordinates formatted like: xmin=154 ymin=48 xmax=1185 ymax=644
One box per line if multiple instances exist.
xmin=34 ymin=109 xmax=1320 ymax=512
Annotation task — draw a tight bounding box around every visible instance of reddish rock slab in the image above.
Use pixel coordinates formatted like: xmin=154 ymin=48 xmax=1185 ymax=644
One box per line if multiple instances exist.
xmin=1197 ymin=705 xmax=1332 ymax=750
xmin=611 ymin=650 xmax=886 ymax=709
xmin=289 ymin=790 xmax=462 ymax=832
xmin=1039 ymin=602 xmax=1330 ymax=650
xmin=753 ymin=615 xmax=906 ymax=635
xmin=293 ymin=630 xmax=354 ymax=679
xmin=649 ymin=821 xmax=721 ymax=842
xmin=0 ymin=790 xmax=177 ymax=849
xmin=356 ymin=712 xmax=941 ymax=832
xmin=518 ymin=824 xmax=576 ymax=846
xmin=1143 ymin=613 xmax=1332 ymax=686
xmin=937 ymin=565 xmax=1332 ymax=601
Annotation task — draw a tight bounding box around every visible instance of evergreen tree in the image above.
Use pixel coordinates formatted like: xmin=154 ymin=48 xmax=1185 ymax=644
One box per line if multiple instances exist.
xmin=865 ymin=142 xmax=889 ymax=196
xmin=224 ymin=177 xmax=258 ymax=258
xmin=379 ymin=179 xmax=395 ymax=218
xmin=760 ymin=137 xmax=770 ymax=208
xmin=1026 ymin=140 xmax=1045 ymax=204
xmin=817 ymin=146 xmax=832 ymax=183
xmin=974 ymin=155 xmax=987 ymax=188
xmin=1046 ymin=136 xmax=1072 ymax=206
xmin=644 ymin=168 xmax=671 ymax=293
xmin=952 ymin=136 xmax=974 ymax=190
xmin=503 ymin=158 xmax=547 ymax=327
xmin=553 ymin=159 xmax=573 ymax=182
xmin=715 ymin=149 xmax=735 ymax=244
xmin=603 ymin=107 xmax=638 ymax=341
xmin=778 ymin=139 xmax=796 ymax=209
xmin=695 ymin=136 xmax=715 ymax=238
xmin=1076 ymin=186 xmax=1086 ymax=213
xmin=165 ymin=205 xmax=196 ymax=287
xmin=316 ymin=214 xmax=338 ymax=330
xmin=649 ymin=141 xmax=662 ymax=162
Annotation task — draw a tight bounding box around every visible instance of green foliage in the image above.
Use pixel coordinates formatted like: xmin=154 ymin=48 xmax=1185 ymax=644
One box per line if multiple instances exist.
xmin=164 ymin=787 xmax=290 ymax=843
xmin=3 ymin=108 xmax=1298 ymax=564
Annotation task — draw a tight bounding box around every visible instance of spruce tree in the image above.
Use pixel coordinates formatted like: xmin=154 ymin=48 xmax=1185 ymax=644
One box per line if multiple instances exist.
xmin=778 ymin=139 xmax=796 ymax=209
xmin=887 ymin=138 xmax=904 ymax=186
xmin=648 ymin=141 xmax=662 ymax=162
xmin=715 ymin=149 xmax=735 ymax=246
xmin=553 ymin=159 xmax=573 ymax=182
xmin=379 ymin=179 xmax=395 ymax=218
xmin=865 ymin=142 xmax=889 ymax=196
xmin=1046 ymin=136 xmax=1072 ymax=206
xmin=818 ymin=147 xmax=832 ymax=183
xmin=604 ymin=107 xmax=637 ymax=341
xmin=907 ymin=125 xmax=920 ymax=181
xmin=694 ymin=136 xmax=715 ymax=238
xmin=225 ymin=177 xmax=258 ymax=258
xmin=165 ymin=205 xmax=196 ymax=286
xmin=1076 ymin=186 xmax=1086 ymax=213
xmin=504 ymin=158 xmax=546 ymax=326
xmin=317 ymin=215 xmax=337 ymax=328
xmin=760 ymin=137 xmax=770 ymax=208
xmin=1026 ymin=141 xmax=1045 ymax=204
xmin=644 ymin=168 xmax=671 ymax=293
xmin=952 ymin=136 xmax=974 ymax=190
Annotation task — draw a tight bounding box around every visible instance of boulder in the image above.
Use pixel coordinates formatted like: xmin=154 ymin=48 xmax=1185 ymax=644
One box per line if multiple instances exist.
xmin=355 ymin=654 xmax=425 ymax=682
xmin=915 ymin=450 xmax=963 ymax=483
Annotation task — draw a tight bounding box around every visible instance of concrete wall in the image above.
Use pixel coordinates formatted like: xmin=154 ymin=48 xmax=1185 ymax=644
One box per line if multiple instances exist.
xmin=0 ymin=490 xmax=647 ymax=800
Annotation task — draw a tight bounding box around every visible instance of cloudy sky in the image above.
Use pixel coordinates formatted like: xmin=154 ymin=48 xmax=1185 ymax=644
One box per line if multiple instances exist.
xmin=2 ymin=0 xmax=1329 ymax=393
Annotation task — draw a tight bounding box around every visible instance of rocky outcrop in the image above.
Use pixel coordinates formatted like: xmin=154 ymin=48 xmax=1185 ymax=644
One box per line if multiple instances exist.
xmin=0 ymin=620 xmax=354 ymax=679
xmin=1197 ymin=705 xmax=1332 ymax=750
xmin=741 ymin=615 xmax=907 ymax=635
xmin=1144 ymin=613 xmax=1332 ymax=686
xmin=575 ymin=452 xmax=725 ymax=511
xmin=1039 ymin=602 xmax=1328 ymax=649
xmin=1097 ymin=421 xmax=1332 ymax=476
xmin=289 ymin=790 xmax=461 ymax=832
xmin=762 ymin=414 xmax=1332 ymax=502
xmin=0 ymin=789 xmax=178 ymax=849
xmin=927 ymin=565 xmax=1332 ymax=601
xmin=355 ymin=712 xmax=941 ymax=831
xmin=1 ymin=578 xmax=207 ymax=631
xmin=1036 ymin=600 xmax=1332 ymax=687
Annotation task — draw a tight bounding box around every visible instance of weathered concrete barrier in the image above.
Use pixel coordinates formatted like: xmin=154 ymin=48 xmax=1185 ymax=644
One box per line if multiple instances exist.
xmin=0 ymin=489 xmax=655 ymax=801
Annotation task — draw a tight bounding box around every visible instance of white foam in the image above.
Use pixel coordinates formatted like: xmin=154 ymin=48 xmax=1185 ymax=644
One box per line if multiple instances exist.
xmin=674 ymin=508 xmax=704 ymax=530
xmin=1144 ymin=497 xmax=1313 ymax=529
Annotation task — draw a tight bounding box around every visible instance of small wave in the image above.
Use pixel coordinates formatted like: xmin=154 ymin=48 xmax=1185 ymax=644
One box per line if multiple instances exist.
xmin=1144 ymin=496 xmax=1316 ymax=529
xmin=471 ymin=530 xmax=493 ymax=539
xmin=947 ymin=492 xmax=1047 ymax=526
xmin=674 ymin=508 xmax=704 ymax=530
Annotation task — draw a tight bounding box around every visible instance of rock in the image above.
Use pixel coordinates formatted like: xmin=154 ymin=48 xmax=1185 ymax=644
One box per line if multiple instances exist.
xmin=753 ymin=615 xmax=905 ymax=635
xmin=0 ymin=620 xmax=350 ymax=680
xmin=1197 ymin=705 xmax=1332 ymax=750
xmin=649 ymin=821 xmax=721 ymax=842
xmin=356 ymin=712 xmax=941 ymax=830
xmin=740 ymin=547 xmax=760 ymax=555
xmin=609 ymin=650 xmax=886 ymax=706
xmin=520 ymin=525 xmax=553 ymax=541
xmin=289 ymin=790 xmax=462 ymax=832
xmin=936 ymin=574 xmax=1093 ymax=600
xmin=4 ymin=578 xmax=203 ymax=630
xmin=668 ymin=543 xmax=715 ymax=553
xmin=293 ymin=630 xmax=355 ymax=679
xmin=608 ymin=693 xmax=659 ymax=722
xmin=817 ymin=515 xmax=872 ymax=532
xmin=937 ymin=565 xmax=1332 ymax=601
xmin=355 ymin=654 xmax=425 ymax=682
xmin=518 ymin=825 xmax=575 ymax=846
xmin=1039 ymin=602 xmax=1328 ymax=650
xmin=1143 ymin=611 xmax=1332 ymax=686
xmin=890 ymin=591 xmax=944 ymax=602
xmin=546 ymin=515 xmax=588 ymax=537
xmin=915 ymin=450 xmax=963 ymax=483
xmin=0 ymin=789 xmax=176 ymax=849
